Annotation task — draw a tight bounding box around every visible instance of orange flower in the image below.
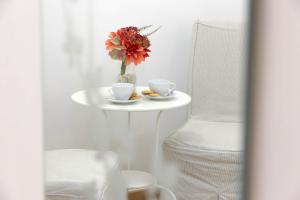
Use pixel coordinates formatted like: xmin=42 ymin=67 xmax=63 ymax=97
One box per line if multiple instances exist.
xmin=105 ymin=26 xmax=151 ymax=65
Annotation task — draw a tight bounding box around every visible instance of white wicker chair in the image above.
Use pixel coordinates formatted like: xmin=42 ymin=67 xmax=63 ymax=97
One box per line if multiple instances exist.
xmin=163 ymin=22 xmax=246 ymax=200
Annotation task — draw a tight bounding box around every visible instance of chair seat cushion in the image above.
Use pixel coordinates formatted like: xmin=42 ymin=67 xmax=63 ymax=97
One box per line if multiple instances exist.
xmin=163 ymin=118 xmax=244 ymax=200
xmin=166 ymin=117 xmax=244 ymax=152
xmin=45 ymin=149 xmax=119 ymax=200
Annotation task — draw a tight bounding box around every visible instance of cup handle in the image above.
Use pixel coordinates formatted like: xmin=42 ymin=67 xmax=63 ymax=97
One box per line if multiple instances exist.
xmin=169 ymin=83 xmax=176 ymax=94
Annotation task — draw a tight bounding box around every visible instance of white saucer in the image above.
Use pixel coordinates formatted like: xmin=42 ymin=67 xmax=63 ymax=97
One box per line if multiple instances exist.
xmin=106 ymin=98 xmax=141 ymax=104
xmin=143 ymin=93 xmax=175 ymax=100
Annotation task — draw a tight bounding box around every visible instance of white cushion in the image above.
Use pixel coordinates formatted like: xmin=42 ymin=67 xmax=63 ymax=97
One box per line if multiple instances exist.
xmin=45 ymin=149 xmax=119 ymax=200
xmin=167 ymin=117 xmax=244 ymax=152
xmin=164 ymin=117 xmax=244 ymax=200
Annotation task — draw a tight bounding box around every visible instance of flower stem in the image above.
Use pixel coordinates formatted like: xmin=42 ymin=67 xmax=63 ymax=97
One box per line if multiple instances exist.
xmin=120 ymin=60 xmax=126 ymax=75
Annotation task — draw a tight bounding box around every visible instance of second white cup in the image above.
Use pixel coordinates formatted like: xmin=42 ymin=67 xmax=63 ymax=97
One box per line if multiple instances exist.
xmin=149 ymin=79 xmax=176 ymax=96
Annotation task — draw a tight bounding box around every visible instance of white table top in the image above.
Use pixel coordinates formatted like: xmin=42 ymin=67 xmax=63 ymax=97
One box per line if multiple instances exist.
xmin=71 ymin=86 xmax=191 ymax=112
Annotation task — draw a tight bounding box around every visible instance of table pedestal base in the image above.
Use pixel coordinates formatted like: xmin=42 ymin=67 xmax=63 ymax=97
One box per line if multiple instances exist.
xmin=122 ymin=170 xmax=177 ymax=200
xmin=122 ymin=170 xmax=156 ymax=192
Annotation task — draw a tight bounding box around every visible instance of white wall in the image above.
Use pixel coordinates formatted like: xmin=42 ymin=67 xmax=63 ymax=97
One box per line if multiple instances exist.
xmin=42 ymin=0 xmax=246 ymax=170
xmin=247 ymin=0 xmax=300 ymax=199
xmin=0 ymin=0 xmax=44 ymax=199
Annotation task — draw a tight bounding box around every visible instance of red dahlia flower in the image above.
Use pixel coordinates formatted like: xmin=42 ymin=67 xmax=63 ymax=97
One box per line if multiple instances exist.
xmin=105 ymin=26 xmax=151 ymax=65
xmin=105 ymin=25 xmax=161 ymax=75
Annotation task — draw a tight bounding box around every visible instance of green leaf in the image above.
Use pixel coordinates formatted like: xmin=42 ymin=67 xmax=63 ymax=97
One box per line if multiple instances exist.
xmin=144 ymin=25 xmax=162 ymax=36
xmin=109 ymin=49 xmax=125 ymax=60
xmin=109 ymin=49 xmax=119 ymax=60
xmin=112 ymin=37 xmax=120 ymax=45
xmin=139 ymin=25 xmax=153 ymax=32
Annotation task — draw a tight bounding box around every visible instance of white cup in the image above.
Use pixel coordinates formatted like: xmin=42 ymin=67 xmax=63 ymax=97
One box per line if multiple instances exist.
xmin=148 ymin=79 xmax=176 ymax=97
xmin=110 ymin=83 xmax=134 ymax=100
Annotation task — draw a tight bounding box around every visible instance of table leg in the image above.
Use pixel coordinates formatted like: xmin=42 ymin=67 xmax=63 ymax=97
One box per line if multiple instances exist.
xmin=101 ymin=110 xmax=110 ymax=150
xmin=127 ymin=111 xmax=131 ymax=170
xmin=102 ymin=109 xmax=176 ymax=199
xmin=102 ymin=109 xmax=108 ymax=119
xmin=154 ymin=110 xmax=163 ymax=177
xmin=153 ymin=111 xmax=177 ymax=199
xmin=102 ymin=110 xmax=133 ymax=170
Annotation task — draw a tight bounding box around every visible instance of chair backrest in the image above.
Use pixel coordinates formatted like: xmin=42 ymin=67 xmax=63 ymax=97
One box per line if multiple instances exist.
xmin=189 ymin=22 xmax=246 ymax=122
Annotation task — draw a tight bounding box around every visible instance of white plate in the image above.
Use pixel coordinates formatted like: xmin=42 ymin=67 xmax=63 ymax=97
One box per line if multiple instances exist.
xmin=106 ymin=98 xmax=141 ymax=104
xmin=143 ymin=93 xmax=175 ymax=100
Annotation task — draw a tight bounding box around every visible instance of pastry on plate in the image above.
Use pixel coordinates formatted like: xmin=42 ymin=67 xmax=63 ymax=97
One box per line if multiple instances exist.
xmin=129 ymin=91 xmax=142 ymax=100
xmin=130 ymin=95 xmax=142 ymax=100
xmin=149 ymin=93 xmax=160 ymax=97
xmin=142 ymin=90 xmax=153 ymax=95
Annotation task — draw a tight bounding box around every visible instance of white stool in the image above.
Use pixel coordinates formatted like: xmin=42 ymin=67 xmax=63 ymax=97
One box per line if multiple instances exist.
xmin=45 ymin=149 xmax=124 ymax=200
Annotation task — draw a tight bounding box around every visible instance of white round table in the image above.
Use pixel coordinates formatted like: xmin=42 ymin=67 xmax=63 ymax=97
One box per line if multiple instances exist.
xmin=71 ymin=86 xmax=191 ymax=198
xmin=72 ymin=86 xmax=191 ymax=112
